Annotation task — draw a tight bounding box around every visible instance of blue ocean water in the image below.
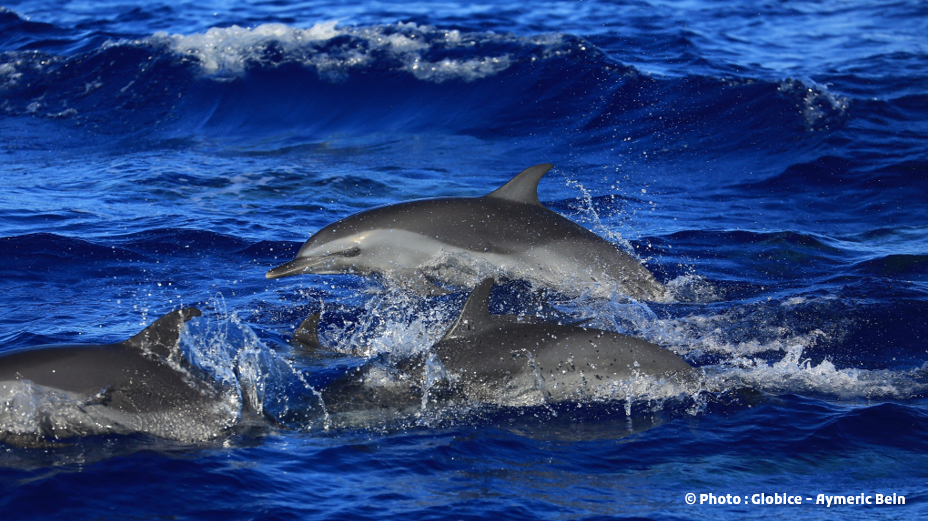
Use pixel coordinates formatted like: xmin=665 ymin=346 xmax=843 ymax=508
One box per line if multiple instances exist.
xmin=1 ymin=0 xmax=927 ymax=518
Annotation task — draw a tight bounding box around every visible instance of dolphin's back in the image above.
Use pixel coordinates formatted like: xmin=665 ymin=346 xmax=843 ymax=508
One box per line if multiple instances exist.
xmin=529 ymin=325 xmax=695 ymax=381
xmin=0 ymin=343 xmax=219 ymax=413
xmin=302 ymin=197 xmax=576 ymax=255
xmin=437 ymin=323 xmax=692 ymax=398
xmin=0 ymin=308 xmax=212 ymax=412
xmin=0 ymin=345 xmax=133 ymax=396
xmin=433 ymin=279 xmax=693 ymax=402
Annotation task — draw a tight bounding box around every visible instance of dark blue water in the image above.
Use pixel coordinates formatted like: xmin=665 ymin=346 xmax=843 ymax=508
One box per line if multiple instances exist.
xmin=2 ymin=0 xmax=927 ymax=519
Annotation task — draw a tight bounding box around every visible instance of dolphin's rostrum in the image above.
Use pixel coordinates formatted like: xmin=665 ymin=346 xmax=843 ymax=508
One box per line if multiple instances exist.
xmin=267 ymin=164 xmax=667 ymax=301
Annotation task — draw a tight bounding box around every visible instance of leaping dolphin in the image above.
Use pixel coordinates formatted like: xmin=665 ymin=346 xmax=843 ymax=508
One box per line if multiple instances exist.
xmin=0 ymin=309 xmax=236 ymax=446
xmin=266 ymin=164 xmax=667 ymax=301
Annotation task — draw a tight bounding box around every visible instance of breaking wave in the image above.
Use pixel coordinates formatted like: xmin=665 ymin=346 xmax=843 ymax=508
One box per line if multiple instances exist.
xmin=0 ymin=14 xmax=849 ymax=145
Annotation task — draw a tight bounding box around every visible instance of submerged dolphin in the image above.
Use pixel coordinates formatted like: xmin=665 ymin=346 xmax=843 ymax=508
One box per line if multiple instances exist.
xmin=0 ymin=309 xmax=236 ymax=446
xmin=267 ymin=164 xmax=667 ymax=301
xmin=299 ymin=279 xmax=694 ymax=425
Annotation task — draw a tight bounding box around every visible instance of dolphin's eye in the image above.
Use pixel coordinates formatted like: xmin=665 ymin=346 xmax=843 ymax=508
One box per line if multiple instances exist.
xmin=336 ymin=247 xmax=361 ymax=257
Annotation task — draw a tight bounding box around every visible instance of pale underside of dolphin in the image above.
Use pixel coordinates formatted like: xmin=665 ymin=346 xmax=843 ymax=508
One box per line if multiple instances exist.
xmin=267 ymin=164 xmax=667 ymax=301
xmin=294 ymin=279 xmax=695 ymax=426
xmin=0 ymin=309 xmax=236 ymax=446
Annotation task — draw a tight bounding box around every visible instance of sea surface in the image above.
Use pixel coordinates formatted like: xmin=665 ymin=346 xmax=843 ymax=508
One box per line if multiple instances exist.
xmin=1 ymin=0 xmax=927 ymax=519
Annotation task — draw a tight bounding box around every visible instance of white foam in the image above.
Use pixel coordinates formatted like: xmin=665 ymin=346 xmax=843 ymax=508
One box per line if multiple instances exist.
xmin=0 ymin=62 xmax=22 ymax=90
xmin=665 ymin=274 xmax=723 ymax=303
xmin=536 ymin=284 xmax=926 ymax=402
xmin=153 ymin=22 xmax=341 ymax=75
xmin=627 ymin=301 xmax=927 ymax=401
xmin=148 ymin=21 xmax=523 ymax=83
xmin=778 ymin=78 xmax=849 ymax=131
xmin=560 ymin=175 xmax=646 ymax=257
xmin=325 ymin=286 xmax=458 ymax=358
xmin=706 ymin=344 xmax=927 ymax=401
xmin=180 ymin=311 xmax=319 ymax=422
xmin=405 ymin=55 xmax=512 ymax=83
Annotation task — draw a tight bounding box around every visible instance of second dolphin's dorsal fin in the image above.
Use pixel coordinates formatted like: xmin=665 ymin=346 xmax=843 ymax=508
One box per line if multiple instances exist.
xmin=485 ymin=164 xmax=553 ymax=206
xmin=442 ymin=278 xmax=497 ymax=341
xmin=292 ymin=313 xmax=323 ymax=351
xmin=122 ymin=307 xmax=202 ymax=358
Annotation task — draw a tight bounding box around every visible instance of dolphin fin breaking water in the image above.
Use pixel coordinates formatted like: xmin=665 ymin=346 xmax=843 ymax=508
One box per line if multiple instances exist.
xmin=291 ymin=313 xmax=324 ymax=352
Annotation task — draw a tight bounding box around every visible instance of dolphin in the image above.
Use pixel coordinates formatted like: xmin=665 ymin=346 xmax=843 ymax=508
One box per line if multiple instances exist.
xmin=266 ymin=164 xmax=667 ymax=301
xmin=0 ymin=309 xmax=237 ymax=446
xmin=300 ymin=279 xmax=694 ymax=427
xmin=431 ymin=279 xmax=695 ymax=404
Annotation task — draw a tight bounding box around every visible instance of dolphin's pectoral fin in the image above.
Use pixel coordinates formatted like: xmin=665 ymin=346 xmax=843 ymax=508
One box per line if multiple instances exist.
xmin=121 ymin=307 xmax=202 ymax=358
xmin=485 ymin=164 xmax=553 ymax=206
xmin=292 ymin=313 xmax=325 ymax=351
xmin=441 ymin=278 xmax=497 ymax=340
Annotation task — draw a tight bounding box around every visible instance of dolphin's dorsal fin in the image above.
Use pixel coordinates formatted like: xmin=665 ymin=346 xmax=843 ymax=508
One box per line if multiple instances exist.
xmin=292 ymin=313 xmax=323 ymax=351
xmin=122 ymin=308 xmax=202 ymax=358
xmin=485 ymin=164 xmax=553 ymax=206
xmin=442 ymin=278 xmax=497 ymax=340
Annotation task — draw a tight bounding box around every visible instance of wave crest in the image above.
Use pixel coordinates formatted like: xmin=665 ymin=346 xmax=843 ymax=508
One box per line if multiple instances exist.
xmin=151 ymin=21 xmax=529 ymax=83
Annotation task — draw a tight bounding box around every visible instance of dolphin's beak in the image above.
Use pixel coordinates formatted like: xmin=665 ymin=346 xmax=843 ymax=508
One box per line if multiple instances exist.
xmin=265 ymin=258 xmax=314 ymax=279
xmin=266 ymin=246 xmax=361 ymax=279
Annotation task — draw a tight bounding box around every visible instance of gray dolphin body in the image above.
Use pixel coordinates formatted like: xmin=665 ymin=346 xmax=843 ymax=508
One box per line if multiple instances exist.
xmin=267 ymin=164 xmax=667 ymax=301
xmin=431 ymin=279 xmax=694 ymax=404
xmin=300 ymin=279 xmax=694 ymax=426
xmin=0 ymin=309 xmax=236 ymax=446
